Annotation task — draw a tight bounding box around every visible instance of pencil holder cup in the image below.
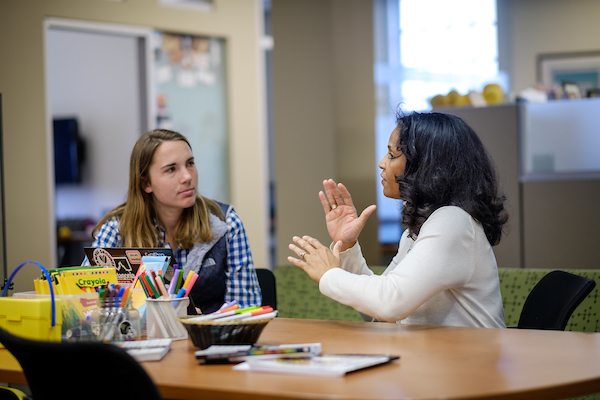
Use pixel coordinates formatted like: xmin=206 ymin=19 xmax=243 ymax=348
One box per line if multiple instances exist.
xmin=146 ymin=297 xmax=189 ymax=341
xmin=90 ymin=299 xmax=141 ymax=343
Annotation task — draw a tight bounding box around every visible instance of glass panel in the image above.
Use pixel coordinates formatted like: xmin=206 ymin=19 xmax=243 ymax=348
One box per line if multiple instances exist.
xmin=154 ymin=32 xmax=230 ymax=202
xmin=520 ymin=97 xmax=600 ymax=181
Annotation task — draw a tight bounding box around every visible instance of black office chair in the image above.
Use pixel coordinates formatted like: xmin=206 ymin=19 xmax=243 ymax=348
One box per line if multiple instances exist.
xmin=517 ymin=270 xmax=596 ymax=330
xmin=0 ymin=327 xmax=162 ymax=400
xmin=256 ymin=268 xmax=277 ymax=310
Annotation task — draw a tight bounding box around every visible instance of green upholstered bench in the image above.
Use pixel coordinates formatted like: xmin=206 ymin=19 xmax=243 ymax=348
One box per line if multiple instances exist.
xmin=274 ymin=265 xmax=600 ymax=332
xmin=274 ymin=265 xmax=383 ymax=321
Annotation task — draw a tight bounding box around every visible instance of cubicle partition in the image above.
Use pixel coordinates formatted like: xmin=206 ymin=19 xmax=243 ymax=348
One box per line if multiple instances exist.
xmin=442 ymin=98 xmax=600 ymax=270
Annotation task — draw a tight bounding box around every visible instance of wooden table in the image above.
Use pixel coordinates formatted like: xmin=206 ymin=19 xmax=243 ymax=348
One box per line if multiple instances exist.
xmin=3 ymin=318 xmax=600 ymax=399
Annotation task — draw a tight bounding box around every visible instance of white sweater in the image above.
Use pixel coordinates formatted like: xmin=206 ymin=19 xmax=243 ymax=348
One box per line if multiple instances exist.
xmin=319 ymin=206 xmax=506 ymax=328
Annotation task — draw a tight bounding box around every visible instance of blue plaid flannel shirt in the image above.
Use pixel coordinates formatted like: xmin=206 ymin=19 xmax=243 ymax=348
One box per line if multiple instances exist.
xmin=87 ymin=207 xmax=262 ymax=309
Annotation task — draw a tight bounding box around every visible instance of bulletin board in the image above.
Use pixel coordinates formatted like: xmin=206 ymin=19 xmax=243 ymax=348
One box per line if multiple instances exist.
xmin=153 ymin=32 xmax=229 ymax=203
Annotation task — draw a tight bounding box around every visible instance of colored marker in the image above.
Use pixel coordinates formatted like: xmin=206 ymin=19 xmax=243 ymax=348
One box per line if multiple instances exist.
xmin=242 ymin=310 xmax=278 ymax=322
xmin=234 ymin=306 xmax=259 ymax=314
xmin=175 ymin=269 xmax=184 ymax=292
xmin=155 ymin=275 xmax=169 ymax=297
xmin=143 ymin=274 xmax=159 ymax=298
xmin=132 ymin=263 xmax=146 ymax=288
xmin=218 ymin=300 xmax=238 ymax=311
xmin=184 ymin=272 xmax=199 ymax=297
xmin=218 ymin=304 xmax=240 ymax=313
xmin=175 ymin=287 xmax=187 ymax=299
xmin=168 ymin=268 xmax=181 ymax=295
xmin=217 ymin=307 xmax=272 ymax=322
xmin=120 ymin=286 xmax=131 ymax=308
xmin=114 ymin=286 xmax=125 ymax=307
xmin=182 ymin=270 xmax=195 ymax=291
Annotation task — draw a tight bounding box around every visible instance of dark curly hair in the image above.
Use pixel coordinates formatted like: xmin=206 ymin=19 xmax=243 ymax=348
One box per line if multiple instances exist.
xmin=396 ymin=111 xmax=508 ymax=246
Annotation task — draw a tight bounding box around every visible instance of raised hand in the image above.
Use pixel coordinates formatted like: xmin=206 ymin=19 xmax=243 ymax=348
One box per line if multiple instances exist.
xmin=319 ymin=179 xmax=376 ymax=251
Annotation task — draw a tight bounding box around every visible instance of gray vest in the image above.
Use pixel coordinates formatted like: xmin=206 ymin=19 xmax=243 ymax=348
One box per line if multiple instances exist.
xmin=184 ymin=202 xmax=230 ymax=313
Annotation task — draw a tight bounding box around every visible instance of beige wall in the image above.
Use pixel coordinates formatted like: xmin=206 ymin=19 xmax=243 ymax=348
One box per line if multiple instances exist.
xmin=271 ymin=0 xmax=378 ymax=266
xmin=507 ymin=0 xmax=600 ymax=94
xmin=0 ymin=0 xmax=268 ymax=290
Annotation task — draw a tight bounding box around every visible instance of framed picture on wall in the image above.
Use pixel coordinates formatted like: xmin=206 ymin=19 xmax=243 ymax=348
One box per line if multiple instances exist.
xmin=537 ymin=51 xmax=600 ymax=98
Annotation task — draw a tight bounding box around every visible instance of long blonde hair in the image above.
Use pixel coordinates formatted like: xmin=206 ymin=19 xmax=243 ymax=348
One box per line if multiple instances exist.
xmin=92 ymin=129 xmax=224 ymax=248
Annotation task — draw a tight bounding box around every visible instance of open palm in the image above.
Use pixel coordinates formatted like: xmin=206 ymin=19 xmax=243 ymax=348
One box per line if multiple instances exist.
xmin=319 ymin=179 xmax=376 ymax=250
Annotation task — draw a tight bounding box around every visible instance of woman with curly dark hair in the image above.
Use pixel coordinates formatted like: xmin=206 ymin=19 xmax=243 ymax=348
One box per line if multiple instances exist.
xmin=288 ymin=111 xmax=508 ymax=328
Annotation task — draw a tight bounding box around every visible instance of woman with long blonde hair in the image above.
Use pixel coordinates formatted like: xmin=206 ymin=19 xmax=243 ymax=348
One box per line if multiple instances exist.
xmin=90 ymin=129 xmax=261 ymax=313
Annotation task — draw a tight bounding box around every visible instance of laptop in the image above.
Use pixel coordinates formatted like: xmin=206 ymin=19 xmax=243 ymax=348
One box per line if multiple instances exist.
xmin=84 ymin=247 xmax=175 ymax=285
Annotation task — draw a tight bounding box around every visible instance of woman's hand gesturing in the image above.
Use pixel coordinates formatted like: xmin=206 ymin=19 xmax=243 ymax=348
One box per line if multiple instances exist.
xmin=319 ymin=179 xmax=376 ymax=251
xmin=288 ymin=235 xmax=342 ymax=283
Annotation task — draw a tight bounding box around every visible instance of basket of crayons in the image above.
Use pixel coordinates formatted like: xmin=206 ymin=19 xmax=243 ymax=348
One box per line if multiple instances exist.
xmin=178 ymin=301 xmax=277 ymax=349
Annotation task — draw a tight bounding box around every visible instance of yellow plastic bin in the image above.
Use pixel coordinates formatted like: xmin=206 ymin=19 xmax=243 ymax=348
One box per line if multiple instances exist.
xmin=0 ymin=261 xmax=61 ymax=346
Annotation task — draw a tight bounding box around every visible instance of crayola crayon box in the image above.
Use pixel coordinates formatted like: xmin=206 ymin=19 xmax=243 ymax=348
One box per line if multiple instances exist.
xmin=35 ymin=266 xmax=118 ymax=295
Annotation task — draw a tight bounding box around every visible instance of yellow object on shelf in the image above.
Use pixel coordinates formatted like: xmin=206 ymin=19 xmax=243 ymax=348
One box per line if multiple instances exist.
xmin=446 ymin=90 xmax=461 ymax=105
xmin=430 ymin=94 xmax=447 ymax=108
xmin=483 ymin=83 xmax=504 ymax=104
